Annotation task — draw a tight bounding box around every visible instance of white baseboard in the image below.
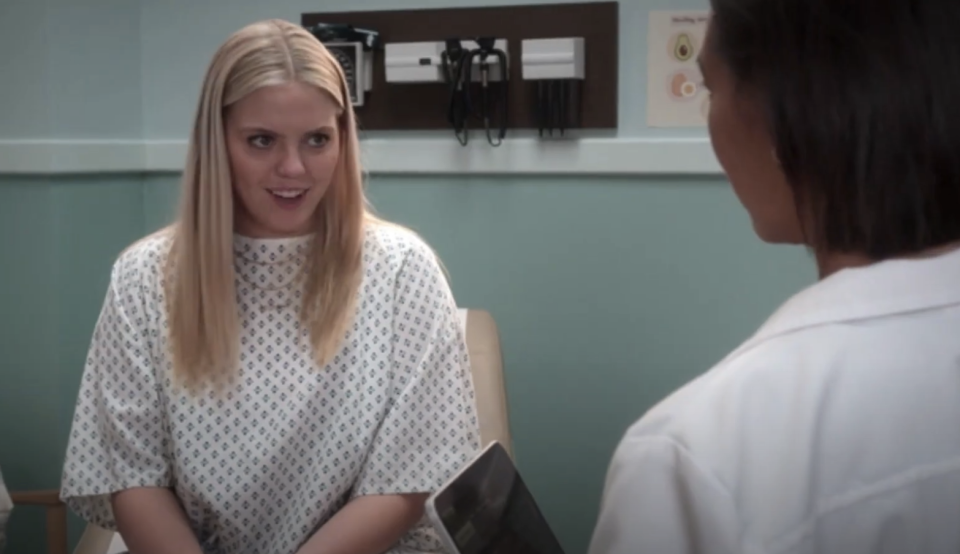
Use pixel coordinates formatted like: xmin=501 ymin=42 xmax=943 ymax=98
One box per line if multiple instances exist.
xmin=0 ymin=137 xmax=722 ymax=177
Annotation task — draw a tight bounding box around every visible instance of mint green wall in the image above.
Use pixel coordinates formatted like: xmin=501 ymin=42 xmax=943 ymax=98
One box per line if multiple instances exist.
xmin=0 ymin=177 xmax=146 ymax=553
xmin=0 ymin=173 xmax=815 ymax=553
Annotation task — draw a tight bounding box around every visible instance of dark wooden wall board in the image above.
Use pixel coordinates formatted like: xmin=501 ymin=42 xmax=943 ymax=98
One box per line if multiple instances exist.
xmin=301 ymin=2 xmax=618 ymax=131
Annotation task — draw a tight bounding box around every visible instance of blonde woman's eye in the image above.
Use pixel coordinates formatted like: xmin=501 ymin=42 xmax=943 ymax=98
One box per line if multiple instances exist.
xmin=248 ymin=135 xmax=273 ymax=148
xmin=307 ymin=134 xmax=329 ymax=147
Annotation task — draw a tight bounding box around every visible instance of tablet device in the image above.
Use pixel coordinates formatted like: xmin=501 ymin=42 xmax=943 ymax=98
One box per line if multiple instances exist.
xmin=424 ymin=441 xmax=567 ymax=554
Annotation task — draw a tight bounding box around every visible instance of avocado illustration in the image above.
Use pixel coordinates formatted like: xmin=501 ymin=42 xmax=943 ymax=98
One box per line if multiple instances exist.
xmin=673 ymin=33 xmax=694 ymax=61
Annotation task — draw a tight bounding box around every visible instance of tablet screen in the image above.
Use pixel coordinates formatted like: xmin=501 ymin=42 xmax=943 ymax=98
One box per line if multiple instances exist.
xmin=430 ymin=443 xmax=567 ymax=554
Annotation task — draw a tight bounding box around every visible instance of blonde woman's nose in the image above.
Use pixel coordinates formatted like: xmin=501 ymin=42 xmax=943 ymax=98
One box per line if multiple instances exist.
xmin=277 ymin=147 xmax=307 ymax=178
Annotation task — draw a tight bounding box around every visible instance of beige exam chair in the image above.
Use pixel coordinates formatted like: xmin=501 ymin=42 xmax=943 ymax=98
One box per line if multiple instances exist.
xmin=459 ymin=308 xmax=514 ymax=457
xmin=51 ymin=308 xmax=512 ymax=554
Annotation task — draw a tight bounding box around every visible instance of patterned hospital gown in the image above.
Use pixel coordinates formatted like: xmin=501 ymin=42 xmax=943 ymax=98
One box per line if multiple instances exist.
xmin=60 ymin=223 xmax=482 ymax=554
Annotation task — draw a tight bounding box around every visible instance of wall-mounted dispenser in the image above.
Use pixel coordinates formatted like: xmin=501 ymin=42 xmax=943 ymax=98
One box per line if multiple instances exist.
xmin=521 ymin=37 xmax=585 ymax=136
xmin=385 ymin=37 xmax=510 ymax=147
xmin=306 ymin=23 xmax=382 ymax=107
xmin=301 ymin=3 xmax=619 ymax=133
xmin=384 ymin=38 xmax=508 ymax=84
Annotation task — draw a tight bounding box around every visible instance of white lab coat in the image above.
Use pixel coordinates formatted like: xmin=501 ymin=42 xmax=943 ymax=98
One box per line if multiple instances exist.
xmin=589 ymin=247 xmax=960 ymax=554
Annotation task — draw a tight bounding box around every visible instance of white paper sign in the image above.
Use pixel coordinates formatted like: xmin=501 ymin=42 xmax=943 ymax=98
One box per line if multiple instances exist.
xmin=646 ymin=10 xmax=711 ymax=127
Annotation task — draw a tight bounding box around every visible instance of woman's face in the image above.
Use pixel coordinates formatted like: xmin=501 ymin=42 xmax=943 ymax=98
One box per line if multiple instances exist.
xmin=700 ymin=20 xmax=805 ymax=245
xmin=224 ymin=81 xmax=341 ymax=239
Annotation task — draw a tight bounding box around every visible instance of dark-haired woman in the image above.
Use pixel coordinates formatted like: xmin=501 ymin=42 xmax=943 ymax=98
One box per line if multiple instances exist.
xmin=589 ymin=1 xmax=960 ymax=553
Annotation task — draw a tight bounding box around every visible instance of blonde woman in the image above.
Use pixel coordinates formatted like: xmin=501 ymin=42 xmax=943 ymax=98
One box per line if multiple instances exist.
xmin=59 ymin=19 xmax=481 ymax=554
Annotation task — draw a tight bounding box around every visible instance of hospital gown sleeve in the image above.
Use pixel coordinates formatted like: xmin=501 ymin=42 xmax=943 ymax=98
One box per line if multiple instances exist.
xmin=353 ymin=240 xmax=482 ymax=497
xmin=588 ymin=435 xmax=742 ymax=554
xmin=60 ymin=254 xmax=171 ymax=530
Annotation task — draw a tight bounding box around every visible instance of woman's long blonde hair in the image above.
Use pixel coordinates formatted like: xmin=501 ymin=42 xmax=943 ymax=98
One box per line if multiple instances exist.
xmin=164 ymin=19 xmax=371 ymax=391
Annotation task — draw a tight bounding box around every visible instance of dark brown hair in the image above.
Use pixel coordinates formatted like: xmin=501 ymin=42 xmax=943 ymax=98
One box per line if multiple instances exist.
xmin=709 ymin=0 xmax=960 ymax=258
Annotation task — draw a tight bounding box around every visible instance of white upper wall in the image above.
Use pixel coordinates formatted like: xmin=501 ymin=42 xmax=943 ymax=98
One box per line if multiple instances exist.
xmin=0 ymin=1 xmax=52 ymax=138
xmin=0 ymin=0 xmax=141 ymax=140
xmin=139 ymin=0 xmax=673 ymax=140
xmin=2 ymin=0 xmax=711 ymax=141
xmin=0 ymin=0 xmax=721 ymax=176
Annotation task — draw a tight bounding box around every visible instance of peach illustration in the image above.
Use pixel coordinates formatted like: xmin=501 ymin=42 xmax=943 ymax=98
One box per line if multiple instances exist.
xmin=668 ymin=70 xmax=700 ymax=101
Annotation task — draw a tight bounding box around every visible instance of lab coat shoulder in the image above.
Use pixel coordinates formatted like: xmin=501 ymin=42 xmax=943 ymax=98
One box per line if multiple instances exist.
xmin=588 ymin=429 xmax=743 ymax=554
xmin=592 ymin=252 xmax=960 ymax=554
xmin=629 ymin=330 xmax=811 ymax=465
xmin=589 ymin=331 xmax=828 ymax=554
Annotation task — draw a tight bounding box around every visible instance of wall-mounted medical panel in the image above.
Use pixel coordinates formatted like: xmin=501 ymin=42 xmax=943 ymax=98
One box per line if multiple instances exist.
xmin=301 ymin=2 xmax=618 ymax=132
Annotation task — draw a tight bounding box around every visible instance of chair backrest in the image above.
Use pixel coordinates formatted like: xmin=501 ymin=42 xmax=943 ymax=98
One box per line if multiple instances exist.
xmin=459 ymin=309 xmax=514 ymax=458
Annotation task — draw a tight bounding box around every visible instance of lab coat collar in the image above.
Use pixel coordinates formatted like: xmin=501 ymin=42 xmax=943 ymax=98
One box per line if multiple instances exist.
xmin=735 ymin=246 xmax=960 ymax=355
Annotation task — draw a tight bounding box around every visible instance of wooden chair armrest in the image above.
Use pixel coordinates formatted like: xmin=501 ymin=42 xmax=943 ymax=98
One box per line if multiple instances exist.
xmin=8 ymin=488 xmax=69 ymax=554
xmin=10 ymin=489 xmax=63 ymax=506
